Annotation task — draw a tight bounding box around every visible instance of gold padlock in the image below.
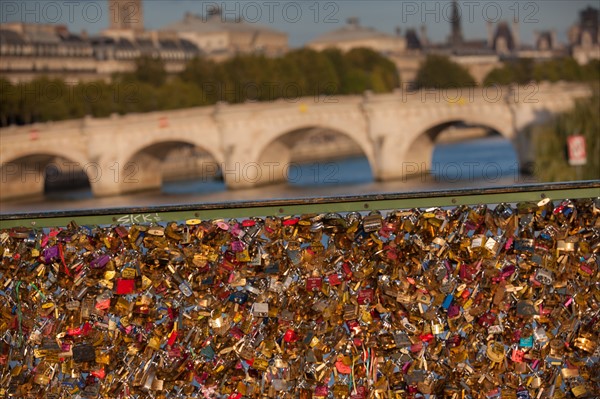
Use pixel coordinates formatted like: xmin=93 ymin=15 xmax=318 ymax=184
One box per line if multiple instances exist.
xmin=486 ymin=342 xmax=505 ymax=363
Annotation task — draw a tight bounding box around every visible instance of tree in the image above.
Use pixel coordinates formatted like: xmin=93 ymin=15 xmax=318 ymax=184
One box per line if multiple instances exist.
xmin=482 ymin=57 xmax=599 ymax=86
xmin=81 ymin=80 xmax=124 ymax=117
xmin=218 ymin=54 xmax=277 ymax=102
xmin=158 ymin=77 xmax=205 ymax=109
xmin=484 ymin=57 xmax=600 ymax=86
xmin=415 ymin=55 xmax=476 ymax=89
xmin=180 ymin=56 xmax=225 ymax=104
xmin=320 ymin=48 xmax=400 ymax=94
xmin=283 ymin=49 xmax=340 ymax=97
xmin=533 ymin=57 xmax=582 ymax=82
xmin=18 ymin=77 xmax=75 ymax=123
xmin=484 ymin=58 xmax=536 ymax=86
xmin=484 ymin=66 xmax=518 ymax=86
xmin=581 ymin=59 xmax=600 ymax=82
xmin=0 ymin=48 xmax=406 ymax=126
xmin=533 ymin=85 xmax=600 ymax=181
xmin=0 ymin=77 xmax=18 ymax=126
xmin=118 ymin=55 xmax=168 ymax=87
xmin=268 ymin=55 xmax=304 ymax=99
xmin=117 ymin=82 xmax=160 ymax=113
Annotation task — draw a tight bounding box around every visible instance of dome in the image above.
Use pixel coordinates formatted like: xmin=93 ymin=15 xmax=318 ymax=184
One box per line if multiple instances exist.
xmin=309 ymin=18 xmax=397 ymax=45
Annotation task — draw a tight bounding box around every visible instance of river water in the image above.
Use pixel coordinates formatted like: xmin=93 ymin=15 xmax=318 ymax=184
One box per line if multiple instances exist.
xmin=1 ymin=136 xmax=532 ymax=214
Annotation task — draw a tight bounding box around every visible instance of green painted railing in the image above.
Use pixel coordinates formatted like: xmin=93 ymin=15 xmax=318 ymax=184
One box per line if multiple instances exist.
xmin=1 ymin=181 xmax=598 ymax=229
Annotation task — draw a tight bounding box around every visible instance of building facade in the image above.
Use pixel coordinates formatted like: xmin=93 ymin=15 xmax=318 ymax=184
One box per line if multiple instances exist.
xmin=1 ymin=1 xmax=597 ymax=84
xmin=307 ymin=18 xmax=406 ymax=56
xmin=569 ymin=6 xmax=600 ymax=64
xmin=162 ymin=8 xmax=288 ymax=59
xmin=0 ymin=23 xmax=98 ymax=83
xmin=0 ymin=22 xmax=202 ymax=83
xmin=0 ymin=3 xmax=287 ymax=83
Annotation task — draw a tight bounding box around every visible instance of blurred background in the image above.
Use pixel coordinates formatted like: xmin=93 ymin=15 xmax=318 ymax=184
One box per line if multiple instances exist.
xmin=0 ymin=0 xmax=598 ymax=212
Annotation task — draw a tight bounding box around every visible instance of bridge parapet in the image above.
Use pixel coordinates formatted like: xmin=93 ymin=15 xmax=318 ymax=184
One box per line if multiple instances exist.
xmin=0 ymin=83 xmax=593 ymax=200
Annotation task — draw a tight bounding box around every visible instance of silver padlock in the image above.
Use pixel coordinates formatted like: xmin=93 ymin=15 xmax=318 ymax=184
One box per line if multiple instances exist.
xmin=362 ymin=211 xmax=383 ymax=233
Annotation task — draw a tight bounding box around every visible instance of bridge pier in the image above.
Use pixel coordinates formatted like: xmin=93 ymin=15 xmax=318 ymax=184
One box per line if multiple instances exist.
xmin=373 ymin=132 xmax=435 ymax=182
xmin=0 ymin=163 xmax=46 ymax=201
xmin=90 ymin=156 xmax=164 ymax=197
xmin=222 ymin=141 xmax=291 ymax=189
xmin=511 ymin=133 xmax=532 ymax=175
xmin=90 ymin=178 xmax=122 ymax=197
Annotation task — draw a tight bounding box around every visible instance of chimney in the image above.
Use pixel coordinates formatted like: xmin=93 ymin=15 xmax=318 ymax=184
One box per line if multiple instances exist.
xmin=512 ymin=19 xmax=520 ymax=50
xmin=347 ymin=17 xmax=359 ymax=27
xmin=487 ymin=21 xmax=494 ymax=48
xmin=56 ymin=25 xmax=69 ymax=36
xmin=420 ymin=25 xmax=428 ymax=46
xmin=395 ymin=26 xmax=401 ymax=37
xmin=551 ymin=30 xmax=557 ymax=50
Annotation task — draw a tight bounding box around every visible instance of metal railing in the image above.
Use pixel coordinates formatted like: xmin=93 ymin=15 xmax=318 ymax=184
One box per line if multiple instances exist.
xmin=1 ymin=181 xmax=598 ymax=229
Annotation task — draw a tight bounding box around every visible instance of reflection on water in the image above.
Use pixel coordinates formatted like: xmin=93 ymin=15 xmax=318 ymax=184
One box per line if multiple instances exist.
xmin=1 ymin=137 xmax=532 ymax=214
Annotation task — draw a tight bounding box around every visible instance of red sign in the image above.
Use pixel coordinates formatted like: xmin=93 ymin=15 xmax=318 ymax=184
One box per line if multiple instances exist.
xmin=567 ymin=135 xmax=587 ymax=166
xmin=158 ymin=116 xmax=169 ymax=128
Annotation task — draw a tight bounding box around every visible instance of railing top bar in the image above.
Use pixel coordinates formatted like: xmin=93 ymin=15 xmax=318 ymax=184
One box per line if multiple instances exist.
xmin=1 ymin=181 xmax=598 ymax=228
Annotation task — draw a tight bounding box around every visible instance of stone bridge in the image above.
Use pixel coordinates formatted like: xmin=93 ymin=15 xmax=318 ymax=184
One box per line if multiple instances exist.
xmin=0 ymin=83 xmax=591 ymax=200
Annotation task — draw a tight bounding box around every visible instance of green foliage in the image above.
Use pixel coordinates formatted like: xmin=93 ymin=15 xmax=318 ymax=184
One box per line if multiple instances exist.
xmin=0 ymin=77 xmax=19 ymax=126
xmin=581 ymin=59 xmax=600 ymax=82
xmin=484 ymin=58 xmax=535 ymax=86
xmin=118 ymin=55 xmax=168 ymax=87
xmin=323 ymin=48 xmax=400 ymax=94
xmin=0 ymin=77 xmax=86 ymax=124
xmin=281 ymin=49 xmax=337 ymax=97
xmin=0 ymin=49 xmax=398 ymax=126
xmin=533 ymin=86 xmax=600 ymax=182
xmin=178 ymin=48 xmax=399 ymax=102
xmin=484 ymin=57 xmax=599 ymax=86
xmin=533 ymin=57 xmax=581 ymax=82
xmin=415 ymin=55 xmax=476 ymax=89
xmin=78 ymin=80 xmax=120 ymax=117
xmin=157 ymin=78 xmax=205 ymax=109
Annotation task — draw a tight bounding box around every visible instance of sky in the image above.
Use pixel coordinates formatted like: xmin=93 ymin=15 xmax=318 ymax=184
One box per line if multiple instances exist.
xmin=1 ymin=0 xmax=598 ymax=47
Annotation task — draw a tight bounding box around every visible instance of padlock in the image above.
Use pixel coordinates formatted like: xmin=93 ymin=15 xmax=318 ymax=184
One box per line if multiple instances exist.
xmin=252 ymin=302 xmax=269 ymax=317
xmin=486 ymin=342 xmax=505 ymax=362
xmin=571 ymin=384 xmax=589 ymax=398
xmin=573 ymin=334 xmax=596 ymax=353
xmin=72 ymin=343 xmax=96 ymax=363
xmin=3 ymin=199 xmax=600 ymax=396
xmin=362 ymin=211 xmax=383 ymax=233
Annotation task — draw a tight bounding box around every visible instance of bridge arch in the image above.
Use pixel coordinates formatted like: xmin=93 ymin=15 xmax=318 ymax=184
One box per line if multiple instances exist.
xmin=250 ymin=124 xmax=375 ymax=186
xmin=119 ymin=139 xmax=222 ymax=194
xmin=397 ymin=115 xmax=516 ymax=179
xmin=2 ymin=145 xmax=91 ymax=169
xmin=0 ymin=151 xmax=92 ymax=201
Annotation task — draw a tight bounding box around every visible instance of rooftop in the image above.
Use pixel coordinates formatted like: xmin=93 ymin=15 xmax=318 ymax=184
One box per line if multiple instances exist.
xmin=309 ymin=18 xmax=399 ymax=44
xmin=162 ymin=10 xmax=285 ymax=36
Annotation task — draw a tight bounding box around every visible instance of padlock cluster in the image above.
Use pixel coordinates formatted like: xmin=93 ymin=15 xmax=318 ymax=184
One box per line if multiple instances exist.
xmin=0 ymin=198 xmax=599 ymax=399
